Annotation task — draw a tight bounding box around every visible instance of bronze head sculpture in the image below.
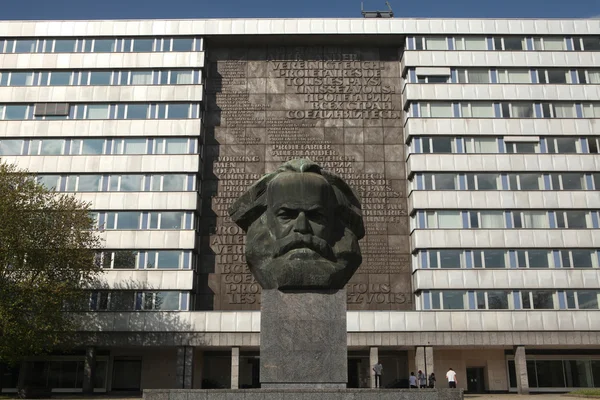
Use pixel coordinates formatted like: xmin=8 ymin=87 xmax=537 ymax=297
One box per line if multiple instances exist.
xmin=228 ymin=159 xmax=365 ymax=290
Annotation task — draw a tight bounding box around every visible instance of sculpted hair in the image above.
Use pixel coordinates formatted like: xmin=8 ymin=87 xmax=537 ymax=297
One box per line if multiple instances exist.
xmin=228 ymin=159 xmax=365 ymax=240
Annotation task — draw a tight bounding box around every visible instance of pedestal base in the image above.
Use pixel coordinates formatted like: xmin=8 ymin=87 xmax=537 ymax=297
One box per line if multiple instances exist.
xmin=260 ymin=289 xmax=347 ymax=387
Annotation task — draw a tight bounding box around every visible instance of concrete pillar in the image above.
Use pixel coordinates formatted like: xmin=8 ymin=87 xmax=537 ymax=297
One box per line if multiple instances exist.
xmin=514 ymin=346 xmax=529 ymax=395
xmin=231 ymin=347 xmax=240 ymax=389
xmin=82 ymin=347 xmax=97 ymax=394
xmin=415 ymin=346 xmax=434 ymax=383
xmin=369 ymin=347 xmax=378 ymax=389
xmin=176 ymin=347 xmax=194 ymax=389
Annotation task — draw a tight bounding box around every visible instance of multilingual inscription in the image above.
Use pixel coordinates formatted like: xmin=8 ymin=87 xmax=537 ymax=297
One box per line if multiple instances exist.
xmin=200 ymin=46 xmax=411 ymax=310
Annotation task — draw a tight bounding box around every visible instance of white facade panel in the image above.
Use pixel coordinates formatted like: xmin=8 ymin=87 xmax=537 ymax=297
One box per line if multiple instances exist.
xmin=413 ymin=269 xmax=600 ymax=291
xmin=74 ymin=192 xmax=197 ymax=211
xmin=407 ymin=154 xmax=600 ymax=175
xmin=0 ymin=85 xmax=203 ymax=103
xmin=100 ymin=230 xmax=196 ymax=249
xmin=0 ymin=52 xmax=205 ymax=70
xmin=0 ymin=120 xmax=202 ymax=138
xmin=403 ymin=84 xmax=600 ymax=103
xmin=402 ymin=50 xmax=600 ymax=69
xmin=408 ymin=191 xmax=600 ymax=212
xmin=404 ymin=118 xmax=600 ymax=140
xmin=411 ymin=229 xmax=600 ymax=250
xmin=97 ymin=270 xmax=194 ymax=290
xmin=2 ymin=155 xmax=200 ymax=173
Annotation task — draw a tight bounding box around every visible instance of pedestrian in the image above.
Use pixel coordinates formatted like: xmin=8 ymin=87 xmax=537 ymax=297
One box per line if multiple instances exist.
xmin=446 ymin=367 xmax=457 ymax=388
xmin=373 ymin=361 xmax=383 ymax=388
xmin=418 ymin=370 xmax=427 ymax=388
xmin=428 ymin=372 xmax=436 ymax=388
xmin=409 ymin=372 xmax=418 ymax=388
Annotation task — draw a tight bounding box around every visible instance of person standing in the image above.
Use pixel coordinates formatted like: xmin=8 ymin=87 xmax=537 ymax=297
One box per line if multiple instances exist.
xmin=409 ymin=372 xmax=418 ymax=388
xmin=446 ymin=367 xmax=458 ymax=388
xmin=373 ymin=361 xmax=383 ymax=388
xmin=418 ymin=370 xmax=427 ymax=388
xmin=428 ymin=372 xmax=436 ymax=388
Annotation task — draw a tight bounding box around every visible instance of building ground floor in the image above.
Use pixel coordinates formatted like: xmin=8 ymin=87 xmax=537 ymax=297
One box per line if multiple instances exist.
xmin=3 ymin=346 xmax=600 ymax=394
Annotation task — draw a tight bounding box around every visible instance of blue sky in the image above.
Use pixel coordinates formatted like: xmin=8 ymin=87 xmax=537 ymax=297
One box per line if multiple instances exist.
xmin=1 ymin=0 xmax=599 ymax=20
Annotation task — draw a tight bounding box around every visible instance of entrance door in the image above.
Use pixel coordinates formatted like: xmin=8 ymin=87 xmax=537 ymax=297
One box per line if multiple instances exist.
xmin=466 ymin=367 xmax=485 ymax=393
xmin=347 ymin=359 xmax=361 ymax=388
xmin=111 ymin=359 xmax=142 ymax=391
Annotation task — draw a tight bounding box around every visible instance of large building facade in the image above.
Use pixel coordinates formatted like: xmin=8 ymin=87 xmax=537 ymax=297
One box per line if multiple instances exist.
xmin=0 ymin=17 xmax=599 ymax=394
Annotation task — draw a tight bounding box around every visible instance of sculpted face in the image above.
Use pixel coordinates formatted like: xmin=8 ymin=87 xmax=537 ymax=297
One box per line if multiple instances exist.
xmin=244 ymin=171 xmax=362 ymax=290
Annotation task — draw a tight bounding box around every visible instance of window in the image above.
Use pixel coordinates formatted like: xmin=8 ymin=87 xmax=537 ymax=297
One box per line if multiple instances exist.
xmin=566 ymin=291 xmax=599 ymax=309
xmin=474 ymin=249 xmax=507 ymax=268
xmin=130 ymin=71 xmax=153 ymax=85
xmin=103 ymin=251 xmax=138 ymax=269
xmin=14 ymin=39 xmax=37 ymax=53
xmin=454 ymin=37 xmax=487 ymax=50
xmin=561 ymin=250 xmax=596 ymax=268
xmin=533 ymin=37 xmax=566 ymax=51
xmin=0 ymin=139 xmax=24 ymax=155
xmin=594 ymin=173 xmax=600 ymax=190
xmin=476 ymin=291 xmax=510 ymax=309
xmin=109 ymin=175 xmax=144 ymax=191
xmin=431 ymin=291 xmax=466 ymax=310
xmin=423 ymin=174 xmax=457 ymax=190
xmin=149 ymin=212 xmax=185 ymax=229
xmin=415 ymin=37 xmax=448 ymax=50
xmin=513 ymin=211 xmax=548 ymax=228
xmin=124 ymin=104 xmax=149 ymax=119
xmin=421 ymin=137 xmax=455 ymax=153
xmin=140 ymin=292 xmax=181 ymax=311
xmin=155 ymin=138 xmax=189 ymax=154
xmin=507 ymin=173 xmax=542 ymax=190
xmin=419 ymin=102 xmax=453 ymax=118
xmin=501 ymin=102 xmax=534 ymax=118
xmin=494 ymin=37 xmax=525 ymax=51
xmin=146 ymin=251 xmax=182 ymax=269
xmin=505 ymin=141 xmax=540 ymax=153
xmin=71 ymin=139 xmax=105 ymax=155
xmin=30 ymin=139 xmax=64 ymax=155
xmin=553 ymin=103 xmax=575 ymax=118
xmin=465 ymin=138 xmax=498 ymax=153
xmin=53 ymin=39 xmax=77 ymax=53
xmin=10 ymin=71 xmax=35 ymax=86
xmin=66 ymin=175 xmax=102 ymax=192
xmin=132 ymin=38 xmax=154 ymax=52
xmin=166 ymin=103 xmax=191 ymax=119
xmin=556 ymin=211 xmax=589 ymax=229
xmin=516 ymin=249 xmax=550 ymax=268
xmin=170 ymin=70 xmax=194 ymax=84
xmin=466 ymin=173 xmax=500 ymax=190
xmin=3 ymin=105 xmax=29 ymax=120
xmin=93 ymin=39 xmax=116 ymax=53
xmin=498 ymin=69 xmax=531 ymax=83
xmin=457 ymin=69 xmax=490 ymax=84
xmin=550 ymin=173 xmax=585 ymax=190
xmin=425 ymin=211 xmax=462 ymax=228
xmin=48 ymin=71 xmax=72 ymax=86
xmin=546 ymin=137 xmax=579 ymax=153
xmin=577 ymin=37 xmax=600 ymax=51
xmin=171 ymin=38 xmax=195 ymax=52
xmin=461 ymin=102 xmax=494 ymax=118
xmin=106 ymin=212 xmax=141 ymax=230
xmin=475 ymin=211 xmax=505 ymax=228
xmin=521 ymin=291 xmax=555 ymax=309
xmin=36 ymin=175 xmax=61 ymax=189
xmin=428 ymin=250 xmax=463 ymax=268
xmin=85 ymin=105 xmax=110 ymax=119
xmin=582 ymin=103 xmax=600 ymax=118
xmin=88 ymin=71 xmax=113 ymax=85
xmin=586 ymin=70 xmax=600 ymax=84
xmin=538 ymin=69 xmax=570 ymax=84
xmin=115 ymin=138 xmax=147 ymax=154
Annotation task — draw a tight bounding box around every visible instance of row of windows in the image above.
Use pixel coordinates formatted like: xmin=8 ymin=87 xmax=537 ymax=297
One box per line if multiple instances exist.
xmin=408 ymin=36 xmax=600 ymax=51
xmin=422 ymin=290 xmax=600 ymax=310
xmin=91 ymin=211 xmax=195 ymax=231
xmin=508 ymin=359 xmax=600 ymax=389
xmin=0 ymin=37 xmax=203 ymax=54
xmin=415 ymin=210 xmax=599 ymax=229
xmin=0 ymin=103 xmax=200 ymax=120
xmin=411 ymin=102 xmax=600 ymax=119
xmin=413 ymin=136 xmax=600 ymax=154
xmin=89 ymin=291 xmax=189 ymax=311
xmin=408 ymin=67 xmax=600 ymax=84
xmin=97 ymin=250 xmax=193 ymax=270
xmin=0 ymin=69 xmax=201 ymax=86
xmin=0 ymin=137 xmax=198 ymax=156
xmin=36 ymin=174 xmax=196 ymax=192
xmin=414 ymin=173 xmax=600 ymax=191
xmin=418 ymin=249 xmax=600 ymax=269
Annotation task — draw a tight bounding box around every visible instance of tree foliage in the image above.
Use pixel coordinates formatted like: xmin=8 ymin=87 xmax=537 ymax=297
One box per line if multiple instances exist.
xmin=0 ymin=161 xmax=102 ymax=365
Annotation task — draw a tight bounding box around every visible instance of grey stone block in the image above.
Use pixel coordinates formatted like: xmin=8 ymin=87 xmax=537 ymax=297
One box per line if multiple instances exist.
xmin=146 ymin=390 xmax=463 ymax=400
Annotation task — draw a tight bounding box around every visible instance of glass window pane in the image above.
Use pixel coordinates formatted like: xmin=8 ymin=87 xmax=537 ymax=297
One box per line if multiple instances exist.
xmin=109 ymin=292 xmax=135 ymax=311
xmin=155 ymin=292 xmax=180 ymax=310
xmin=437 ymin=211 xmax=462 ymax=228
xmin=10 ymin=72 xmax=34 ymax=86
xmin=556 ymin=138 xmax=577 ymax=153
xmin=125 ymin=104 xmax=149 ymax=119
xmin=170 ymin=70 xmax=194 ymax=84
xmin=467 ymin=69 xmax=490 ymax=83
xmin=167 ymin=104 xmax=190 ymax=119
xmin=132 ymin=39 xmax=154 ymax=52
xmin=519 ymin=174 xmax=541 ymax=190
xmin=0 ymin=139 xmax=23 ymax=155
xmin=130 ymin=71 xmax=152 ymax=85
xmin=561 ymin=173 xmax=584 ymax=190
xmin=577 ymin=291 xmax=599 ymax=310
xmin=77 ymin=175 xmax=101 ymax=191
xmin=582 ymin=37 xmax=600 ymax=51
xmin=438 ymin=250 xmax=462 ymax=268
xmin=38 ymin=139 xmax=63 ymax=155
xmin=572 ymin=250 xmax=593 ymax=268
xmin=477 ymin=174 xmax=498 ymax=190
xmin=507 ymin=69 xmax=531 ymax=83
xmin=162 ymin=175 xmax=186 ymax=191
xmin=547 ymin=69 xmax=568 ymax=84
xmin=566 ymin=211 xmax=588 ymax=228
xmin=531 ymin=291 xmax=554 ymax=309
xmin=14 ymin=39 xmax=36 ymax=53
xmin=53 ymin=39 xmax=76 ymax=53
xmin=471 ymin=103 xmax=495 ymax=118
xmin=163 ymin=138 xmax=188 ymax=154
xmin=120 ymin=175 xmax=143 ymax=191
xmin=442 ymin=292 xmax=465 ymax=310
xmin=543 ymin=38 xmax=566 ymax=51
xmin=89 ymin=71 xmax=112 ymax=85
xmin=430 ymin=103 xmax=453 ymax=118
xmin=536 ymin=360 xmax=566 ymax=388
xmin=553 ymin=103 xmax=575 ymax=118
xmin=121 ymin=139 xmax=146 ymax=154
xmin=503 ymin=37 xmax=525 ymax=50
xmin=484 ymin=250 xmax=506 ymax=268
xmin=511 ymin=103 xmax=534 ymax=118
xmin=80 ymin=139 xmax=104 ymax=155
xmin=115 ymin=212 xmax=140 ymax=230
xmin=49 ymin=71 xmax=71 ymax=86
xmin=480 ymin=211 xmax=504 ymax=228
xmin=94 ymin=39 xmax=115 ymax=53
xmin=434 ymin=174 xmax=456 ymax=190
xmin=528 ymin=250 xmax=549 ymax=268
xmin=424 ymin=37 xmax=447 ymax=50
xmin=431 ymin=137 xmax=453 ymax=153
xmin=462 ymin=37 xmax=487 ymax=50
xmin=86 ymin=105 xmax=109 ymax=119
xmin=111 ymin=251 xmax=138 ymax=269
xmin=521 ymin=211 xmax=548 ymax=228
xmin=159 ymin=212 xmax=183 ymax=229
xmin=487 ymin=291 xmax=509 ymax=309
xmin=4 ymin=105 xmax=28 ymax=120
xmin=172 ymin=38 xmax=194 ymax=52
xmin=157 ymin=251 xmax=180 ymax=269
xmin=37 ymin=175 xmax=60 ymax=189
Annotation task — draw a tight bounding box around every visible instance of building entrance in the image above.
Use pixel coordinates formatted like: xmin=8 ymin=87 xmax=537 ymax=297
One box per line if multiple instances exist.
xmin=466 ymin=367 xmax=485 ymax=393
xmin=111 ymin=359 xmax=142 ymax=391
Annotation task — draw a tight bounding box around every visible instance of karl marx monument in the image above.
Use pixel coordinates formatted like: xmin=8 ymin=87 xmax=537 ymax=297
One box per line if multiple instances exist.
xmin=229 ymin=159 xmax=365 ymax=388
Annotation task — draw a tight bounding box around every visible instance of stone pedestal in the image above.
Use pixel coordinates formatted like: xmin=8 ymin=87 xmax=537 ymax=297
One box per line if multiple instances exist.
xmin=514 ymin=346 xmax=529 ymax=395
xmin=260 ymin=289 xmax=347 ymax=388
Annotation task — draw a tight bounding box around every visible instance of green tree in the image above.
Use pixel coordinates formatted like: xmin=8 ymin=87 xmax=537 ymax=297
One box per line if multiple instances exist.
xmin=0 ymin=161 xmax=102 ymax=366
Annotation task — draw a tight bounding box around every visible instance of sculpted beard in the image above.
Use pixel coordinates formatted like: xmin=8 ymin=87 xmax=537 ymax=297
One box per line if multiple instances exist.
xmin=245 ymin=214 xmax=362 ymax=290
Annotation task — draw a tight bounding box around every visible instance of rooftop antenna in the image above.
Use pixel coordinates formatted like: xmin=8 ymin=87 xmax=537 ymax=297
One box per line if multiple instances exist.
xmin=361 ymin=1 xmax=394 ymax=18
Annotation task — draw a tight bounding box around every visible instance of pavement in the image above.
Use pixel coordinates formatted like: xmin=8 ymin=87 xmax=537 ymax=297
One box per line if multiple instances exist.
xmin=465 ymin=394 xmax=571 ymax=399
